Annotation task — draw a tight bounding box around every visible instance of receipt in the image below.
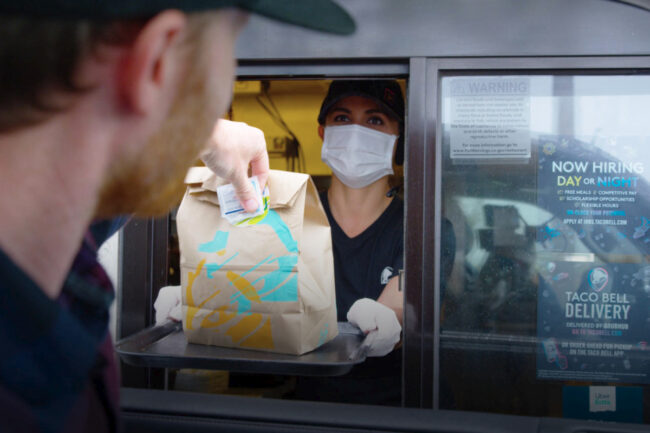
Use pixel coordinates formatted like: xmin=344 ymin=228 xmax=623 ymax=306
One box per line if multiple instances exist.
xmin=216 ymin=176 xmax=268 ymax=226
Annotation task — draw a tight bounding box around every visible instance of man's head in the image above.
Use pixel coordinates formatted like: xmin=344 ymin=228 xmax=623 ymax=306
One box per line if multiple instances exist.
xmin=95 ymin=10 xmax=245 ymax=217
xmin=317 ymin=80 xmax=405 ymax=165
xmin=0 ymin=1 xmax=354 ymax=217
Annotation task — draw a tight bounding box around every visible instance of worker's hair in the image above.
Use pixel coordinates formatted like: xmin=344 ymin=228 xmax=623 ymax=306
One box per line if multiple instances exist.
xmin=0 ymin=13 xmax=209 ymax=133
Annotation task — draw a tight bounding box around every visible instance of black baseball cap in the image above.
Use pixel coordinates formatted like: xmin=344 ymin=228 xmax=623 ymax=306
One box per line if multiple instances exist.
xmin=0 ymin=0 xmax=356 ymax=35
xmin=318 ymin=80 xmax=405 ymax=165
xmin=317 ymin=80 xmax=404 ymax=125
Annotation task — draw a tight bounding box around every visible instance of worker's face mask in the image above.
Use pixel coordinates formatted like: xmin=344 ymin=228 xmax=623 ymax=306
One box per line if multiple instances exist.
xmin=321 ymin=124 xmax=398 ymax=189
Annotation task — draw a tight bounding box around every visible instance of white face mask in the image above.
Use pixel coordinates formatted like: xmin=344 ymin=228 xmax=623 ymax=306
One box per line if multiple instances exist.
xmin=321 ymin=124 xmax=398 ymax=189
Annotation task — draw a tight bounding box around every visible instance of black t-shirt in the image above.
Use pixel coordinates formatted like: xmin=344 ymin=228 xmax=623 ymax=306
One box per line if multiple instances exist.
xmin=321 ymin=191 xmax=405 ymax=321
xmin=294 ymin=191 xmax=404 ymax=406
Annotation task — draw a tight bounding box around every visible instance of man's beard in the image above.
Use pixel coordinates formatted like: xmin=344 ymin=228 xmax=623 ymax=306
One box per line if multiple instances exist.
xmin=95 ymin=64 xmax=217 ymax=218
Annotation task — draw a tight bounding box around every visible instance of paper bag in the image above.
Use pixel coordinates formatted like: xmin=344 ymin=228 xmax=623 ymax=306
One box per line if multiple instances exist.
xmin=177 ymin=167 xmax=337 ymax=355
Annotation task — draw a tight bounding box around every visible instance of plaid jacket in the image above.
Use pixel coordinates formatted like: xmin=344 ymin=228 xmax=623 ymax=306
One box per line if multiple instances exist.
xmin=0 ymin=221 xmax=121 ymax=433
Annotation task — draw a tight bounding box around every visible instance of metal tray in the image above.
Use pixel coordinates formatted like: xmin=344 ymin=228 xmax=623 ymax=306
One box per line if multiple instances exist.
xmin=115 ymin=321 xmax=366 ymax=376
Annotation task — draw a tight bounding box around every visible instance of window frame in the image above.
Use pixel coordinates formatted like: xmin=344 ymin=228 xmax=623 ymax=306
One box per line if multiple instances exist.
xmin=118 ymin=56 xmax=650 ymax=421
xmin=419 ymin=56 xmax=650 ymax=411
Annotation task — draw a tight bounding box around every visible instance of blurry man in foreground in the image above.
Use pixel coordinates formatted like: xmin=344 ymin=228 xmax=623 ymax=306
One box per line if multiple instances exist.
xmin=0 ymin=1 xmax=354 ymax=432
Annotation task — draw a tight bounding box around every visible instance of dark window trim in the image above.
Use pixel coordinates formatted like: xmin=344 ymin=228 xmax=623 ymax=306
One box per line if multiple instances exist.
xmin=119 ymin=216 xmax=170 ymax=388
xmin=404 ymin=57 xmax=429 ymax=408
xmin=237 ymin=59 xmax=409 ymax=79
xmin=121 ymin=387 xmax=650 ymax=433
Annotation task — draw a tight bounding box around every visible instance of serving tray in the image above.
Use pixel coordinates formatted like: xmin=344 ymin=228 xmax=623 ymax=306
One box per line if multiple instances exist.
xmin=115 ymin=321 xmax=366 ymax=376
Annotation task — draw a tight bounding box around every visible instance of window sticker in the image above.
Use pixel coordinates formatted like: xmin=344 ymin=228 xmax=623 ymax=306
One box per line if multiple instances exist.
xmin=562 ymin=386 xmax=643 ymax=423
xmin=589 ymin=386 xmax=616 ymax=412
xmin=448 ymin=77 xmax=531 ymax=161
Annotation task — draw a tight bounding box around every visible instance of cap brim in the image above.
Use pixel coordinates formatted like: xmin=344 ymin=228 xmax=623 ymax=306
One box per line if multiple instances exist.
xmin=318 ymin=91 xmax=402 ymax=125
xmin=0 ymin=0 xmax=355 ymax=35
xmin=242 ymin=0 xmax=355 ymax=35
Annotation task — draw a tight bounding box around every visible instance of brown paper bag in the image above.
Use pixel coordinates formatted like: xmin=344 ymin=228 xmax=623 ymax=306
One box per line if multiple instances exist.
xmin=177 ymin=167 xmax=337 ymax=355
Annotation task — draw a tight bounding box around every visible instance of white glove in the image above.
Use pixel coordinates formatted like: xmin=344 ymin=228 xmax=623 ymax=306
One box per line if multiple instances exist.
xmin=153 ymin=285 xmax=183 ymax=325
xmin=346 ymin=298 xmax=402 ymax=357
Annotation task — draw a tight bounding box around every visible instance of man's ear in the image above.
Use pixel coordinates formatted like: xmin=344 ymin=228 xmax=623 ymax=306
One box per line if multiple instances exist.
xmin=119 ymin=10 xmax=187 ymax=115
xmin=318 ymin=125 xmax=324 ymax=140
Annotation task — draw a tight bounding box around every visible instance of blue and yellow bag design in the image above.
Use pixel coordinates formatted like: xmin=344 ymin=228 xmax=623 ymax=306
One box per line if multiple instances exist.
xmin=177 ymin=168 xmax=337 ymax=355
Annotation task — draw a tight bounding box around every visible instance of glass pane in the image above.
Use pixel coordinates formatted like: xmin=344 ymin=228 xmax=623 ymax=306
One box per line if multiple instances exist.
xmin=439 ymin=75 xmax=650 ymax=424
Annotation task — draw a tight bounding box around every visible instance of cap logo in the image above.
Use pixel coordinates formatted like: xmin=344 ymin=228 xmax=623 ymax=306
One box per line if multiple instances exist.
xmin=383 ymin=88 xmax=396 ymax=104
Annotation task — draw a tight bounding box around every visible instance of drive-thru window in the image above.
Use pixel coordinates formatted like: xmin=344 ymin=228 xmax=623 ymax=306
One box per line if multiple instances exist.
xmin=114 ymin=1 xmax=650 ymax=431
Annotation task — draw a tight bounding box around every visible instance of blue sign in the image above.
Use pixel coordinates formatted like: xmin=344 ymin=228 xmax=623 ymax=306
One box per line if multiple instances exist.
xmin=536 ymin=136 xmax=650 ymax=384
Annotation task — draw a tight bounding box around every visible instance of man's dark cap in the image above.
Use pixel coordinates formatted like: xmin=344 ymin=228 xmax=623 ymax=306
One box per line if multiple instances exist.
xmin=318 ymin=80 xmax=405 ymax=165
xmin=0 ymin=0 xmax=356 ymax=35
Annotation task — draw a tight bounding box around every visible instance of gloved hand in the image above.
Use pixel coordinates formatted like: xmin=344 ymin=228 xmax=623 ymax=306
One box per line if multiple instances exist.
xmin=346 ymin=298 xmax=402 ymax=357
xmin=153 ymin=285 xmax=183 ymax=325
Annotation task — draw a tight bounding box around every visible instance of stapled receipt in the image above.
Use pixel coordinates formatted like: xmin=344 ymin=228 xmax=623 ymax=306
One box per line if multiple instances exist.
xmin=216 ymin=176 xmax=267 ymax=226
